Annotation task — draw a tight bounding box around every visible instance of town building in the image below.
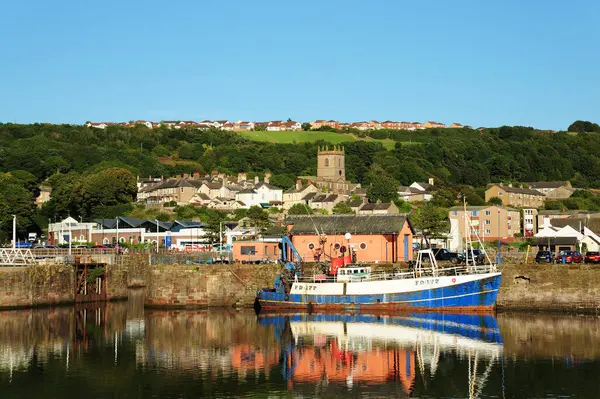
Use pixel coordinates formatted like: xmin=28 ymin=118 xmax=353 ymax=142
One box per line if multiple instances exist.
xmin=448 ymin=205 xmax=522 ymax=249
xmin=48 ymin=216 xmax=207 ymax=250
xmin=282 ymin=181 xmax=320 ymax=211
xmin=358 ymin=201 xmax=399 ymax=215
xmin=485 ymin=184 xmax=545 ymax=208
xmin=285 ymin=214 xmax=415 ymax=263
xmin=526 ymin=181 xmax=575 ymax=200
xmin=310 ymin=145 xmax=358 ymax=194
xmin=397 ymin=179 xmax=434 ymax=202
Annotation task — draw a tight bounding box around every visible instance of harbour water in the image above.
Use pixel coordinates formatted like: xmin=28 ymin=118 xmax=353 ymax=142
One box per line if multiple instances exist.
xmin=1 ymin=291 xmax=600 ymax=398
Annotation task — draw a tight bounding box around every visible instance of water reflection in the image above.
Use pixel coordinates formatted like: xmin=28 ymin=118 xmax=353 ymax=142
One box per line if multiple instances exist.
xmin=3 ymin=299 xmax=600 ymax=398
xmin=259 ymin=312 xmax=503 ymax=398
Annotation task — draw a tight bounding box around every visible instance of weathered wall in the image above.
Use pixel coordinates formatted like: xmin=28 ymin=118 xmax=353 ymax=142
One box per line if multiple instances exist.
xmin=0 ymin=265 xmax=74 ymax=308
xmin=497 ymin=263 xmax=600 ymax=313
xmin=145 ymin=263 xmax=281 ymax=308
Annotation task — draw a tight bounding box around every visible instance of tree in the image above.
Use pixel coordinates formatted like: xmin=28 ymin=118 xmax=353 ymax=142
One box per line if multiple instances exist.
xmin=367 ymin=174 xmax=399 ymax=203
xmin=411 ymin=203 xmax=449 ymax=239
xmin=246 ymin=205 xmax=271 ymax=231
xmin=487 ymin=196 xmax=503 ymax=206
xmin=301 ymin=122 xmax=312 ymax=131
xmin=332 ymin=202 xmax=354 ymax=214
xmin=288 ymin=203 xmax=312 ymax=215
xmin=568 ymin=120 xmax=600 ymax=133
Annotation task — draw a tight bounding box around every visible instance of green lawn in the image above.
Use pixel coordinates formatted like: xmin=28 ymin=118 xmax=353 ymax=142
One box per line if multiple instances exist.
xmin=235 ymin=130 xmax=417 ymax=150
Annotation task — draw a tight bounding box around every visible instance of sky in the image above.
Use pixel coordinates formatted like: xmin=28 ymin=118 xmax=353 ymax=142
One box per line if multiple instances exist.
xmin=1 ymin=0 xmax=599 ymax=130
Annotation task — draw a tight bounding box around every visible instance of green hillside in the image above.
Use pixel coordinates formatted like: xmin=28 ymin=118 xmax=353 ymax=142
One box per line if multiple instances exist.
xmin=236 ymin=130 xmax=402 ymax=149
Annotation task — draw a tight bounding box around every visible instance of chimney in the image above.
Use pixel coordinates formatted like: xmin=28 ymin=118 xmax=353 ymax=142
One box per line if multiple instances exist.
xmin=428 ymin=177 xmax=434 ymax=186
xmin=149 ymin=175 xmax=152 ymax=180
xmin=308 ymin=179 xmax=312 ymax=185
xmin=211 ymin=170 xmax=218 ymax=176
xmin=296 ymin=180 xmax=302 ymax=190
xmin=254 ymin=176 xmax=259 ymax=185
xmin=264 ymin=171 xmax=271 ymax=184
xmin=193 ymin=172 xmax=200 ymax=179
xmin=161 ymin=175 xmax=164 ymax=181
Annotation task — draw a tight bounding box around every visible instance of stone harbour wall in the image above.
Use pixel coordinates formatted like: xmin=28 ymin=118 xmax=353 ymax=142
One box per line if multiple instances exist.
xmin=145 ymin=263 xmax=281 ymax=308
xmin=0 ymin=265 xmax=74 ymax=308
xmin=497 ymin=263 xmax=600 ymax=314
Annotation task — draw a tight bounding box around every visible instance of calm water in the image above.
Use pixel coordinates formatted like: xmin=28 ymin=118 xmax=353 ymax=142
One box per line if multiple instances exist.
xmin=1 ymin=291 xmax=600 ymax=398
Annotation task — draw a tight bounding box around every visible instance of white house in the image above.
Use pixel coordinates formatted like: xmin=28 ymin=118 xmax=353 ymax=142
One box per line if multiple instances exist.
xmin=235 ymin=182 xmax=283 ymax=208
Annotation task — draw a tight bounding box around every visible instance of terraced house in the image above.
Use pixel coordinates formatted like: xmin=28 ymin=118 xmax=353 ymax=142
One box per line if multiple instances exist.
xmin=485 ymin=184 xmax=545 ymax=208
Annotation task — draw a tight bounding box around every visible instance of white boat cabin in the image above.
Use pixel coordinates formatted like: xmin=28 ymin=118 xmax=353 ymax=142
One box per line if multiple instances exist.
xmin=336 ymin=266 xmax=372 ymax=282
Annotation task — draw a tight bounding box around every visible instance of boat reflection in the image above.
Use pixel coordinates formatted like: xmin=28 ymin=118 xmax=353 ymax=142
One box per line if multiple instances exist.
xmin=260 ymin=312 xmax=503 ymax=397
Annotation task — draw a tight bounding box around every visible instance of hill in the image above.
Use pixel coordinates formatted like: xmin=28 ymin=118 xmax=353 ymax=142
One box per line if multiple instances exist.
xmin=235 ymin=130 xmax=402 ymax=149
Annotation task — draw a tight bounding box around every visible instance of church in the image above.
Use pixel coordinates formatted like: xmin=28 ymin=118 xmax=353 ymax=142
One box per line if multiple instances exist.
xmin=302 ymin=145 xmax=358 ymax=194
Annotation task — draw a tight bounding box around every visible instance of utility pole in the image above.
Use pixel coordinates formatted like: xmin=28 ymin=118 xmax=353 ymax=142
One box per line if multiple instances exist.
xmin=496 ymin=210 xmax=502 ymax=264
xmin=12 ymin=215 xmax=16 ymax=249
xmin=116 ymin=217 xmax=119 ymax=252
xmin=68 ymin=219 xmax=72 ymax=255
xmin=155 ymin=219 xmax=159 ymax=254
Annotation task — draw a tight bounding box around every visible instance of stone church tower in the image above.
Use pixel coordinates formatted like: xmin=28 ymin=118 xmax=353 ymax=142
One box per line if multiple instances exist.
xmin=314 ymin=145 xmax=356 ymax=193
xmin=317 ymin=145 xmax=345 ymax=181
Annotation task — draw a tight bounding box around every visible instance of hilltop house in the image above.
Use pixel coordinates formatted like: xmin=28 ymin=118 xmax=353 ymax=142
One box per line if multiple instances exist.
xmin=526 ymin=181 xmax=575 ymax=200
xmin=283 ymin=181 xmax=320 ymax=210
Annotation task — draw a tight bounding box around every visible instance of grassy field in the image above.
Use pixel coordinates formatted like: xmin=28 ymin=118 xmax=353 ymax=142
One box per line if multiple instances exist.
xmin=235 ymin=130 xmax=418 ymax=150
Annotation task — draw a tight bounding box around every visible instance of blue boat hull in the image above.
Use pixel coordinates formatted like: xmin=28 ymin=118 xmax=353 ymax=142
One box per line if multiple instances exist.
xmin=257 ymin=274 xmax=501 ymax=313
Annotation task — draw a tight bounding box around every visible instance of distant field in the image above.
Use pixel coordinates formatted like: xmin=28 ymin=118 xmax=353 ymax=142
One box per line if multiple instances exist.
xmin=235 ymin=130 xmax=419 ymax=150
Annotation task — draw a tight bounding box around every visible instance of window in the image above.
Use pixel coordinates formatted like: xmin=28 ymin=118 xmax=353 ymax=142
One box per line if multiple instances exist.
xmin=359 ymin=242 xmax=367 ymax=250
xmin=471 ymin=211 xmax=479 ymax=217
xmin=485 ymin=210 xmax=491 ymax=216
xmin=498 ymin=192 xmax=503 ymax=196
xmin=485 ymin=220 xmax=491 ymax=225
xmin=324 ymin=158 xmax=329 ymax=167
xmin=485 ymin=229 xmax=491 ymax=235
xmin=334 ymin=243 xmax=341 ymax=250
xmin=451 ymin=211 xmax=457 ymax=216
xmin=264 ymin=246 xmax=268 ymax=255
xmin=241 ymin=246 xmax=256 ymax=255
xmin=308 ymin=243 xmax=315 ymax=250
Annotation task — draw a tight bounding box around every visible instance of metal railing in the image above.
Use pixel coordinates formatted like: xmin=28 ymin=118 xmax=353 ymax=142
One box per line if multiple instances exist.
xmin=295 ymin=264 xmax=498 ymax=284
xmin=150 ymin=251 xmax=234 ymax=265
xmin=0 ymin=249 xmax=37 ymax=266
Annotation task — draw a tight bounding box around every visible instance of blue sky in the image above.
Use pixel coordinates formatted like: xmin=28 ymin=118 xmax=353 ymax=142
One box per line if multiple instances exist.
xmin=1 ymin=0 xmax=598 ymax=130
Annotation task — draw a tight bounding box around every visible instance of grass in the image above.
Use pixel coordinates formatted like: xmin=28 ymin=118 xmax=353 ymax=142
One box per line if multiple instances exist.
xmin=235 ymin=130 xmax=419 ymax=150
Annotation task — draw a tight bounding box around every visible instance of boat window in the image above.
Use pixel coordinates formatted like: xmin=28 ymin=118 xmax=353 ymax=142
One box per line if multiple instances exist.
xmin=360 ymin=269 xmax=364 ymax=273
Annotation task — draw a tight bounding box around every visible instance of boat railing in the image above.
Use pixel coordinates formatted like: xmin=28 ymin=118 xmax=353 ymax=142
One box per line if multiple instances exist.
xmin=294 ymin=264 xmax=497 ymax=283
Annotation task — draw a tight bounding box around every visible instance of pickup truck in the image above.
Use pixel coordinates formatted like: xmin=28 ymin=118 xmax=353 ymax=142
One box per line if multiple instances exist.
xmin=423 ymin=248 xmax=465 ymax=264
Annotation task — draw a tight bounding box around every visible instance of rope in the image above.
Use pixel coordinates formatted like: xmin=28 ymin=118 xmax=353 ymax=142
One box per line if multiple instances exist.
xmin=223 ymin=263 xmax=251 ymax=289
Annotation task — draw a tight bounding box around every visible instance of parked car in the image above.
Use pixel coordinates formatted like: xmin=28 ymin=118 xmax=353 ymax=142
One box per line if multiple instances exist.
xmin=535 ymin=250 xmax=554 ymax=263
xmin=584 ymin=251 xmax=600 ymax=264
xmin=422 ymin=248 xmax=465 ymax=264
xmin=464 ymin=249 xmax=486 ymax=265
xmin=555 ymin=250 xmax=583 ymax=264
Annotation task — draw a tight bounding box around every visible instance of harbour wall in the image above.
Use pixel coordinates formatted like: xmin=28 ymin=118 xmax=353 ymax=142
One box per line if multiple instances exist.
xmin=2 ymin=259 xmax=600 ymax=312
xmin=144 ymin=263 xmax=281 ymax=308
xmin=496 ymin=263 xmax=600 ymax=313
xmin=0 ymin=261 xmax=129 ymax=309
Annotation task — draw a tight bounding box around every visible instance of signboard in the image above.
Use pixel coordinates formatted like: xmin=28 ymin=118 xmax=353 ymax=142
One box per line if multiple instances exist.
xmin=165 ymin=234 xmax=172 ymax=248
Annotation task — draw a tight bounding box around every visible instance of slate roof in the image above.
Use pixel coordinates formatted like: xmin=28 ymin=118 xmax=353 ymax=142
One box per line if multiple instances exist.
xmin=255 ymin=182 xmax=281 ymax=190
xmin=347 ymin=200 xmax=364 ymax=208
xmin=286 ymin=214 xmax=414 ymax=235
xmin=490 ymin=184 xmax=543 ymax=196
xmin=448 ymin=205 xmax=519 ymax=211
xmin=237 ymin=188 xmax=257 ymax=194
xmin=527 ymin=181 xmax=570 ymax=189
xmin=302 ymin=192 xmax=318 ymax=201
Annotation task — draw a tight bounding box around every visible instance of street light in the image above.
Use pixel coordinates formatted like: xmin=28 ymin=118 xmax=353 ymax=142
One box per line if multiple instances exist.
xmin=155 ymin=219 xmax=159 ymax=254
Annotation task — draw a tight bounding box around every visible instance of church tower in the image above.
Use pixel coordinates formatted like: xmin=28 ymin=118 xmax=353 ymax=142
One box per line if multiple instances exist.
xmin=317 ymin=145 xmax=345 ymax=182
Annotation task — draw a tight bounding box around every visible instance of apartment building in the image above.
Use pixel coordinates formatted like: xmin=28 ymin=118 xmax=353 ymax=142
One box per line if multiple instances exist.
xmin=449 ymin=205 xmax=522 ymax=243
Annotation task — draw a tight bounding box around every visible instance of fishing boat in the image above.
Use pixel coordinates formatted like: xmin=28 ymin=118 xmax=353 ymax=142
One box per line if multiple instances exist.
xmin=256 ymin=226 xmax=502 ymax=313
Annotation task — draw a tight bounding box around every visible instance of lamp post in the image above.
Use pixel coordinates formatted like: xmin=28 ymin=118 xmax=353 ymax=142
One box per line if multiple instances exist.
xmin=496 ymin=210 xmax=502 ymax=264
xmin=12 ymin=215 xmax=16 ymax=249
xmin=155 ymin=219 xmax=159 ymax=254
